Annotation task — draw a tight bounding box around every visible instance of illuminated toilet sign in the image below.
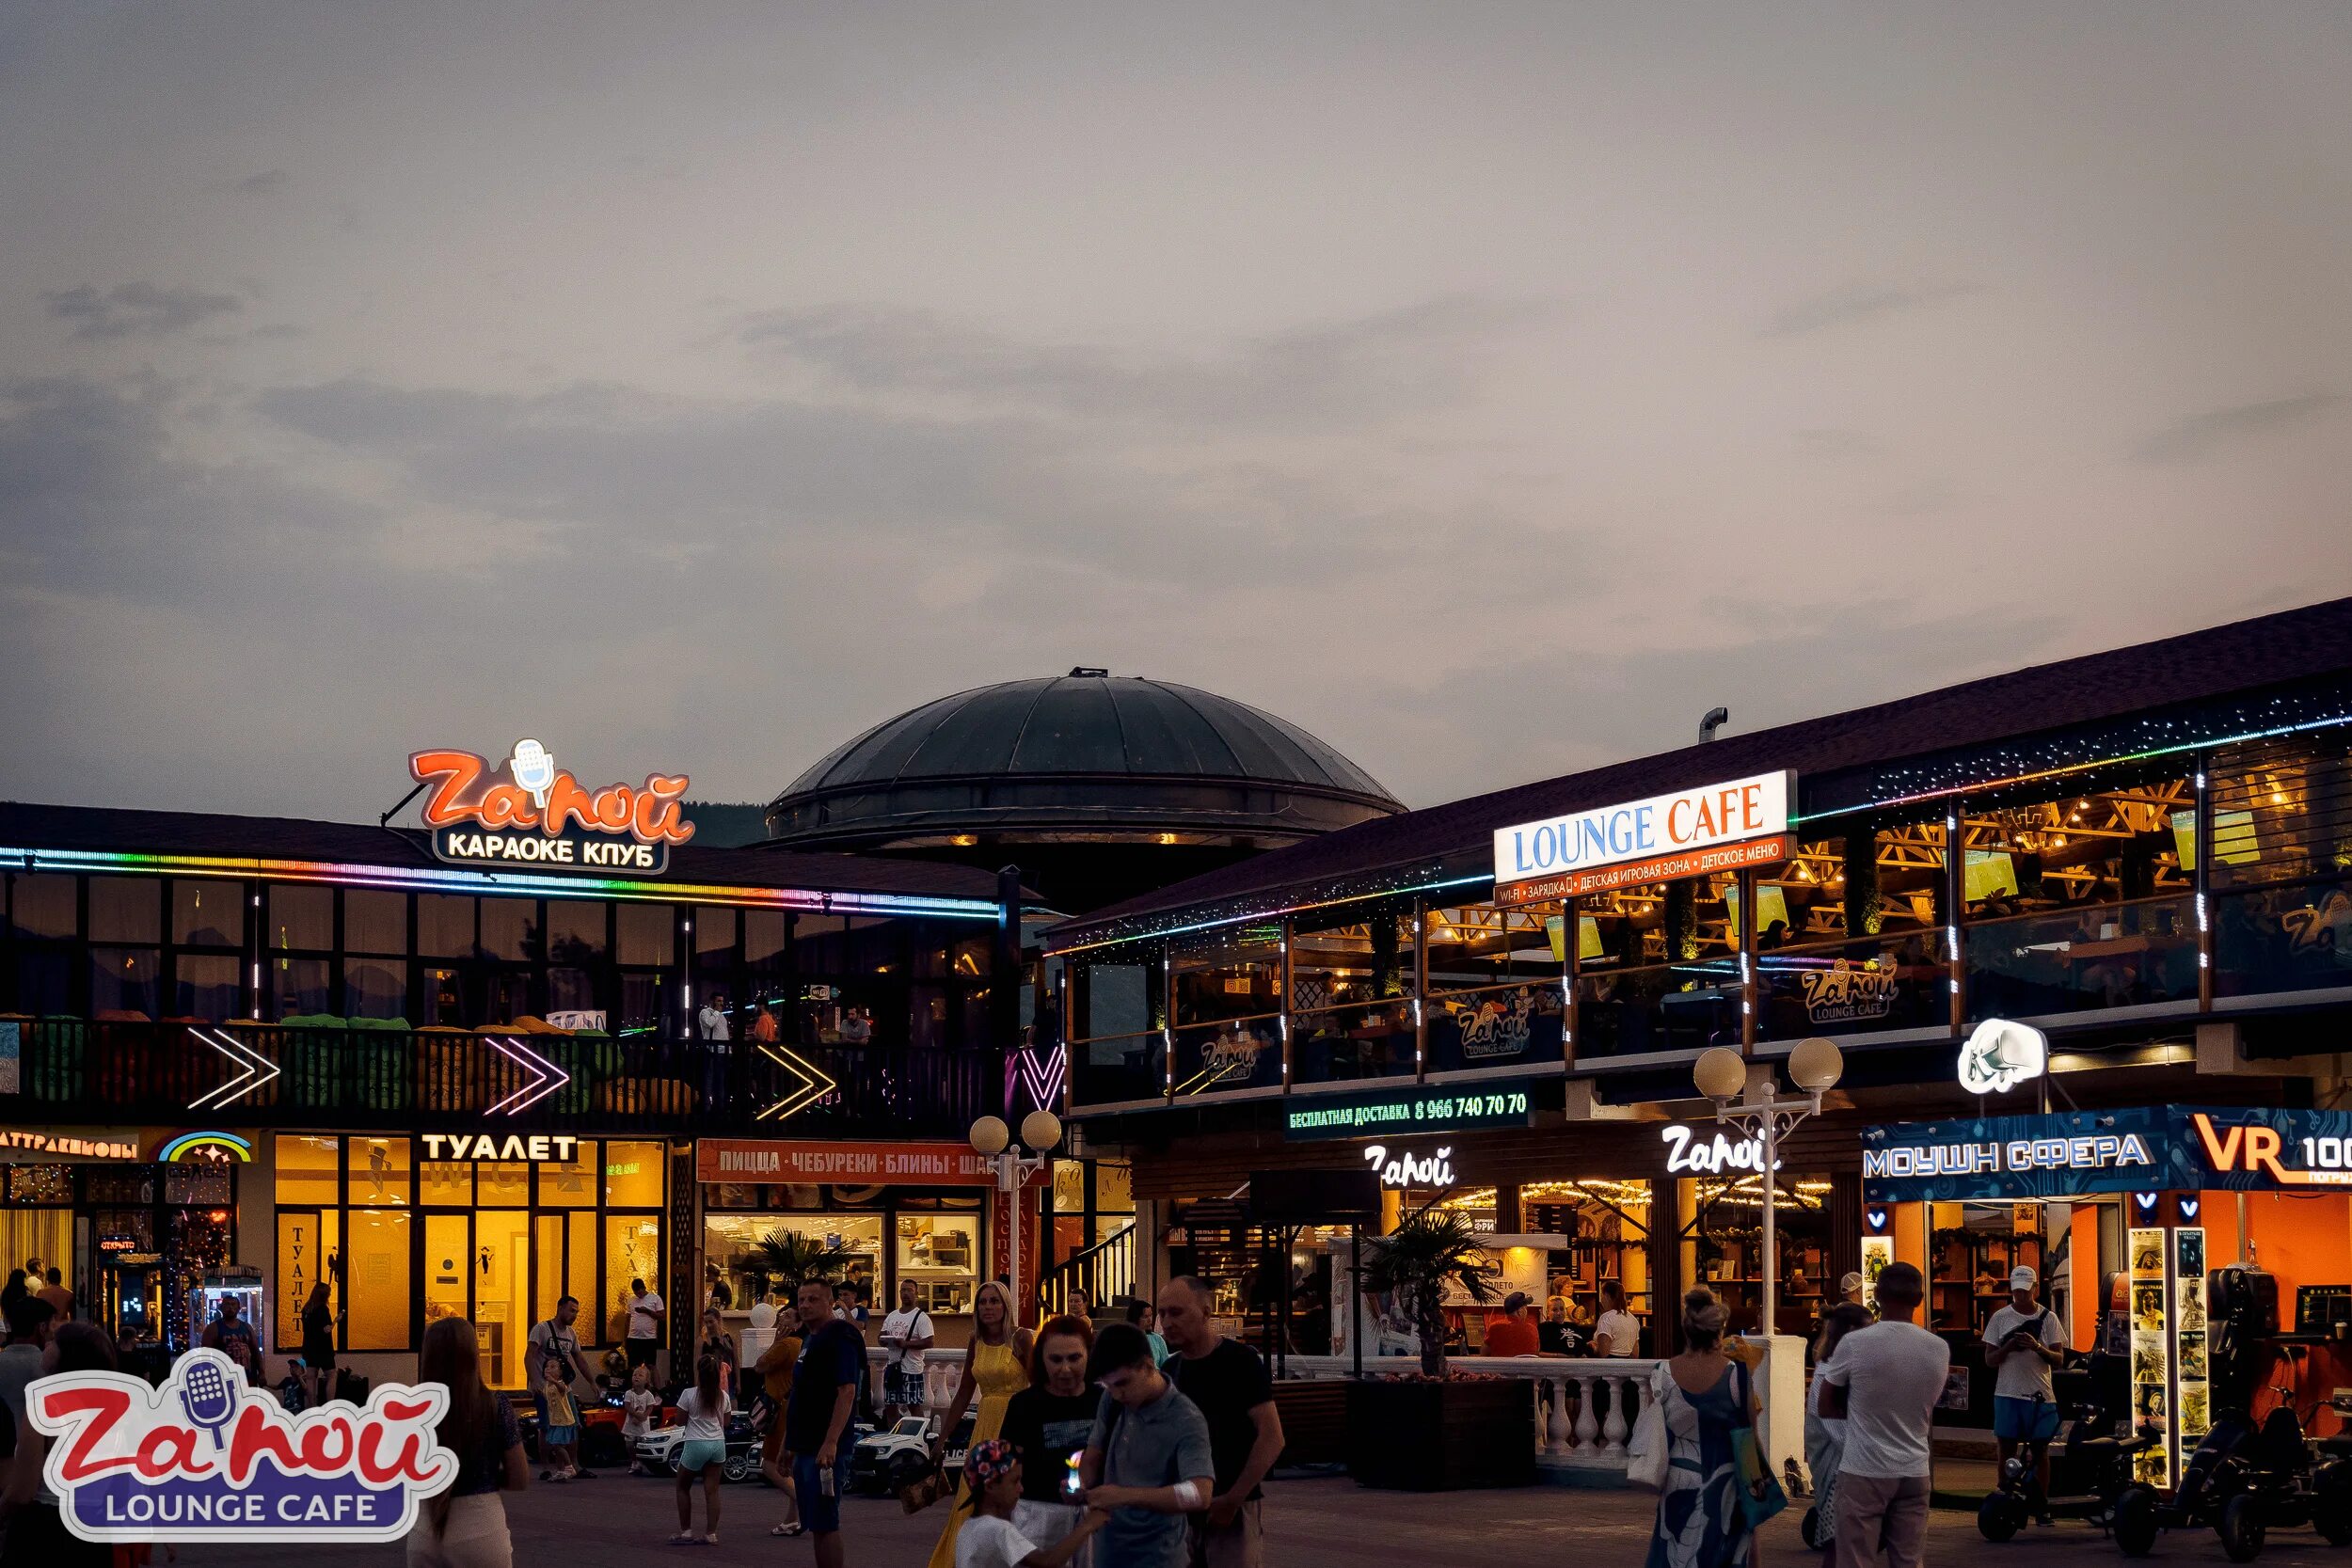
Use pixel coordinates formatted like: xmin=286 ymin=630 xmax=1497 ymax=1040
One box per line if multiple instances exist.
xmin=410 ymin=741 xmax=694 ymax=873
xmin=1362 ymin=1144 xmax=1454 ymax=1189
xmin=1661 ymin=1123 xmax=1780 ymax=1176
xmin=419 ymin=1133 xmax=580 ymax=1164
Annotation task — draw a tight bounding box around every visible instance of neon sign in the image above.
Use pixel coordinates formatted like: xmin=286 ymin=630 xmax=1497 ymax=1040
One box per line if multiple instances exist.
xmin=419 ymin=1132 xmax=580 ymax=1164
xmin=29 ymin=1350 xmax=455 ymax=1543
xmin=1362 ymin=1144 xmax=1454 ymax=1188
xmin=410 ymin=740 xmax=693 ymax=873
xmin=1661 ymin=1123 xmax=1780 ymax=1176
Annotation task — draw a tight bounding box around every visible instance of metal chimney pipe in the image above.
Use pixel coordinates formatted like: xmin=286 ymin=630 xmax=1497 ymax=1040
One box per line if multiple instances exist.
xmin=1700 ymin=707 xmax=1729 ymax=743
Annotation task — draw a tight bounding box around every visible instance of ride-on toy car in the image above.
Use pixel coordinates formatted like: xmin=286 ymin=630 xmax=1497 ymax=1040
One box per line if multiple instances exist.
xmin=634 ymin=1412 xmax=764 ymax=1481
xmin=847 ymin=1412 xmax=977 ymax=1496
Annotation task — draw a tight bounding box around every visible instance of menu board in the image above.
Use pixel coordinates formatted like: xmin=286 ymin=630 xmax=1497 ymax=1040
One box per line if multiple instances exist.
xmin=2173 ymin=1227 xmax=2209 ymax=1467
xmin=2129 ymin=1226 xmax=2170 ymax=1487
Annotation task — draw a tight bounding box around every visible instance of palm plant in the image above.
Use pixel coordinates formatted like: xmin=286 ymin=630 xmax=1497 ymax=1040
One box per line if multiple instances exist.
xmin=746 ymin=1228 xmax=852 ymax=1301
xmin=1359 ymin=1208 xmax=1501 ymax=1376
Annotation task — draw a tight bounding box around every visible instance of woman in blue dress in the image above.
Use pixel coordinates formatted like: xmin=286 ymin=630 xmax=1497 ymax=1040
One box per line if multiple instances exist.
xmin=1645 ymin=1289 xmax=1756 ymax=1568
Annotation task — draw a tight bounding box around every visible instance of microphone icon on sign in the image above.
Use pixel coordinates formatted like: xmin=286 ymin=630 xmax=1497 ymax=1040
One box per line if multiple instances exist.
xmin=180 ymin=1353 xmax=239 ymax=1454
xmin=510 ymin=739 xmax=557 ymax=811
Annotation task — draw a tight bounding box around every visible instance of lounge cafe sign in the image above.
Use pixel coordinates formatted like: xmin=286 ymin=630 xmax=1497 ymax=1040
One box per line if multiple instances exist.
xmin=1492 ymin=771 xmax=1793 ymax=905
xmin=410 ymin=740 xmax=694 ymax=873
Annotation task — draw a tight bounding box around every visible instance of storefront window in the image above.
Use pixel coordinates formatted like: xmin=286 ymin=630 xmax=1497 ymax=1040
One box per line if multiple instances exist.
xmin=87 ymin=877 xmax=161 ymax=943
xmin=548 ymin=968 xmax=595 ymax=1015
xmin=539 ymin=1147 xmax=597 ymax=1207
xmin=479 ymin=898 xmax=537 ymax=961
xmin=475 ymin=1211 xmax=531 ymax=1386
xmin=275 ymin=1209 xmax=335 ymax=1350
xmin=421 ymin=1160 xmax=471 ymax=1206
xmin=744 ymin=911 xmax=787 ymax=972
xmin=345 ymin=1208 xmax=411 ymax=1351
xmin=1096 ymin=1161 xmax=1134 ymax=1214
xmin=345 ymin=958 xmax=408 ymax=1020
xmin=276 ymin=1136 xmax=340 ymax=1206
xmin=270 ymin=957 xmax=329 ymax=1018
xmin=418 ymin=895 xmax=475 ymax=959
xmin=694 ymin=908 xmax=737 ymax=965
xmin=479 ymin=1162 xmax=528 ymax=1207
xmin=617 ymin=904 xmax=673 ymax=967
xmin=607 ymin=1213 xmax=664 ymax=1328
xmin=604 ymin=1143 xmax=662 ymax=1208
xmin=8 ymin=874 xmax=77 ymax=940
xmin=89 ymin=947 xmax=159 ymax=1017
xmin=268 ymin=884 xmax=333 ymax=951
xmin=702 ymin=1212 xmax=879 ymax=1311
xmin=422 ymin=1212 xmax=468 ymax=1332
xmin=343 ymin=889 xmax=407 ymax=956
xmin=569 ymin=1210 xmax=599 ymax=1336
xmin=546 ymin=902 xmax=607 ymax=962
xmin=896 ymin=1212 xmax=978 ymax=1314
xmin=174 ymin=955 xmax=241 ymax=1021
xmin=347 ymin=1136 xmax=410 ymax=1206
xmin=171 ymin=880 xmax=244 ymax=946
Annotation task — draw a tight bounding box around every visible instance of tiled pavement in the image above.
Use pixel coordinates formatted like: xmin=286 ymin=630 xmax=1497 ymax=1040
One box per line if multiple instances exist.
xmin=166 ymin=1469 xmax=2352 ymax=1566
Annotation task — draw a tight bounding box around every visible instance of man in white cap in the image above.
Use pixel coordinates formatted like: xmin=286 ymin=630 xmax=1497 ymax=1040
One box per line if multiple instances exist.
xmin=1983 ymin=1264 xmax=2067 ymax=1517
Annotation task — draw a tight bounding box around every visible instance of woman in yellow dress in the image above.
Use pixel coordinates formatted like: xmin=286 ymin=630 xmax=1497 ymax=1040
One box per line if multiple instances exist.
xmin=927 ymin=1279 xmax=1035 ymax=1568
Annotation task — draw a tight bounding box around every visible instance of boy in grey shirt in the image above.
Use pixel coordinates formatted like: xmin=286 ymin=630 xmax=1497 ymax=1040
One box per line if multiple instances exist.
xmin=1081 ymin=1322 xmax=1214 ymax=1568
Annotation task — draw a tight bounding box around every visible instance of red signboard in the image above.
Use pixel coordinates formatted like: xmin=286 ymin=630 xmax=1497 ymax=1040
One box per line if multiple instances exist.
xmin=1495 ymin=832 xmax=1791 ymax=906
xmin=695 ymin=1138 xmax=1048 ymax=1187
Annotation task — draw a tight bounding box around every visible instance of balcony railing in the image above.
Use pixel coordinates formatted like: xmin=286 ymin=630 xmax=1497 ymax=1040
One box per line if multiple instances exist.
xmin=0 ymin=1018 xmax=997 ymax=1137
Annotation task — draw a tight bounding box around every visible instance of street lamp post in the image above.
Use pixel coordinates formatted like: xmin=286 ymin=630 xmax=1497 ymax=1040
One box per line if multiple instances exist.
xmin=969 ymin=1109 xmax=1063 ymax=1322
xmin=1692 ymin=1037 xmax=1843 ymax=1342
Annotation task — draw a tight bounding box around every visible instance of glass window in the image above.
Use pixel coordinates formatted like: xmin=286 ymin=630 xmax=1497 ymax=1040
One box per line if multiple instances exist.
xmin=606 ymin=1214 xmax=664 ymax=1333
xmin=694 ymin=908 xmax=737 ymax=963
xmin=8 ymin=874 xmax=76 ymax=940
xmin=270 ymin=957 xmax=329 ymax=1018
xmin=479 ymin=1162 xmax=528 ymax=1207
xmin=347 ymin=1136 xmax=410 ymax=1206
xmin=1096 ymin=1161 xmax=1134 ymax=1214
xmin=268 ymin=885 xmax=333 ymax=951
xmin=548 ymin=968 xmax=595 ymax=1014
xmin=87 ymin=877 xmax=160 ymax=943
xmin=618 ymin=973 xmax=668 ymax=1035
xmin=344 ymin=889 xmax=407 ymax=956
xmin=276 ymin=1209 xmax=334 ymax=1351
xmin=346 ymin=1209 xmax=412 ymax=1350
xmin=571 ymin=1210 xmax=601 ymax=1338
xmin=897 ymin=1212 xmax=978 ymax=1315
xmin=475 ymin=1211 xmax=531 ymax=1386
xmin=89 ymin=947 xmax=159 ymax=1017
xmin=479 ymin=898 xmax=537 ymax=961
xmin=171 ymin=880 xmax=245 ymax=946
xmin=546 ymin=901 xmax=607 ymax=962
xmin=421 ymin=1161 xmax=471 ymax=1207
xmin=535 ymin=1213 xmax=564 ymax=1330
xmin=702 ymin=1212 xmax=877 ymax=1314
xmin=422 ymin=967 xmax=466 ymax=1027
xmin=617 ymin=904 xmax=673 ymax=967
xmin=11 ymin=950 xmax=69 ymax=1015
xmin=173 ymin=954 xmax=241 ymax=1021
xmin=604 ymin=1142 xmax=662 ymax=1208
xmin=422 ymin=1212 xmax=468 ymax=1334
xmin=418 ymin=895 xmax=475 ymax=959
xmin=745 ymin=911 xmax=787 ymax=971
xmin=276 ymin=1135 xmax=340 ymax=1206
xmin=345 ymin=958 xmax=408 ymax=1020
xmin=538 ymin=1143 xmax=598 ymax=1207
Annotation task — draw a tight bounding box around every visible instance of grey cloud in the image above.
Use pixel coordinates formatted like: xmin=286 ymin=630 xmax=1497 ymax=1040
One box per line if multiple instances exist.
xmin=42 ymin=281 xmax=244 ymax=340
xmin=1794 ymin=428 xmax=1879 ymax=459
xmin=736 ymin=295 xmax=1547 ymax=428
xmin=233 ymin=168 xmax=289 ymax=196
xmin=2130 ymin=392 xmax=2348 ymax=465
xmin=1765 ymin=282 xmax=1981 ymax=338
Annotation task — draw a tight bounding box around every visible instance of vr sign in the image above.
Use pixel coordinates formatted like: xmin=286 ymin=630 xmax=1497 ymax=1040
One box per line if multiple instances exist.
xmin=30 ymin=1350 xmax=456 ymax=1543
xmin=1493 ymin=771 xmax=1792 ymax=904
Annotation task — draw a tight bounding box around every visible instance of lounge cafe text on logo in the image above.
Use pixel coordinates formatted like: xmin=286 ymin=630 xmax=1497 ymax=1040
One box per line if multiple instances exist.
xmin=31 ymin=1350 xmax=456 ymax=1543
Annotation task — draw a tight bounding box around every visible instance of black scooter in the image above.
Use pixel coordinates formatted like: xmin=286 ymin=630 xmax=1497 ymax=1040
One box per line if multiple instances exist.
xmin=2114 ymin=1355 xmax=2352 ymax=1560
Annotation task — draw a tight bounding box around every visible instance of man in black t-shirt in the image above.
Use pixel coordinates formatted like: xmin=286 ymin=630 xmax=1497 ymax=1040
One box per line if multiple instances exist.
xmin=1156 ymin=1276 xmax=1281 ymax=1568
xmin=1000 ymin=1316 xmax=1102 ymax=1545
xmin=786 ymin=1279 xmax=866 ymax=1568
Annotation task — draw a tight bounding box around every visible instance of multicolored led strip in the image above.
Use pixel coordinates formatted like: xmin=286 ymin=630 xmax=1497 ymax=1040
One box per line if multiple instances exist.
xmin=1049 ymin=708 xmax=2352 ymax=955
xmin=0 ymin=845 xmax=1003 ymax=919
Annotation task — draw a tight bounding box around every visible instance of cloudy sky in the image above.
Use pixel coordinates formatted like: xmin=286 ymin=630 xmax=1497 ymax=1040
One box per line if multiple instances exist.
xmin=5 ymin=3 xmax=2349 ymax=821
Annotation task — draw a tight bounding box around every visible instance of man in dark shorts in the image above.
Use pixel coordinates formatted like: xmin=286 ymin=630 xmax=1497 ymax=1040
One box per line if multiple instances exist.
xmin=787 ymin=1278 xmax=865 ymax=1568
xmin=1157 ymin=1276 xmax=1282 ymax=1568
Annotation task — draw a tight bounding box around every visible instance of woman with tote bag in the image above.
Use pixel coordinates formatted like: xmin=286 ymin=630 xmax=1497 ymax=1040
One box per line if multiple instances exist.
xmin=1636 ymin=1289 xmax=1772 ymax=1568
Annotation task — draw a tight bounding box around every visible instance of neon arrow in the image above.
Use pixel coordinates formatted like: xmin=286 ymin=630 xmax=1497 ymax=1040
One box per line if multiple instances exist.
xmin=486 ymin=1036 xmax=568 ymax=1116
xmin=188 ymin=1027 xmax=280 ymax=1111
xmin=1017 ymin=1045 xmax=1066 ymax=1110
xmin=755 ymin=1043 xmax=837 ymax=1123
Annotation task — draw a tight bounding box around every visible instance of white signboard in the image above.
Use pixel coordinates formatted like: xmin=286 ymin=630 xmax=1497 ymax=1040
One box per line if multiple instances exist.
xmin=1493 ymin=771 xmax=1793 ymax=902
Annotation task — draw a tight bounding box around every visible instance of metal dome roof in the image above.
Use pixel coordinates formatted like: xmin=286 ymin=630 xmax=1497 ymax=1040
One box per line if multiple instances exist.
xmin=765 ymin=672 xmax=1401 ymax=849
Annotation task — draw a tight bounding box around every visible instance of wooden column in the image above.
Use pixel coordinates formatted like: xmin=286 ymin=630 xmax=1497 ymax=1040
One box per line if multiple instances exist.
xmin=1648 ymin=1175 xmax=1683 ymax=1357
xmin=1829 ymin=1171 xmax=1864 ymax=1302
xmin=1494 ymin=1183 xmax=1523 ymax=1233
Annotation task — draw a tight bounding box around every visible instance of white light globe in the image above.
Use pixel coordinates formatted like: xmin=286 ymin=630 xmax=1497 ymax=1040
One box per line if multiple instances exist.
xmin=1020 ymin=1110 xmax=1064 ymax=1152
xmin=968 ymin=1116 xmax=1009 ymax=1156
xmin=1789 ymin=1037 xmax=1845 ymax=1093
xmin=1692 ymin=1046 xmax=1747 ymax=1102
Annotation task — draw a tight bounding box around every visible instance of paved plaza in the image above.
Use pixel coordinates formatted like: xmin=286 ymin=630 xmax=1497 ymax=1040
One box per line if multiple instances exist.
xmin=168 ymin=1471 xmax=2352 ymax=1567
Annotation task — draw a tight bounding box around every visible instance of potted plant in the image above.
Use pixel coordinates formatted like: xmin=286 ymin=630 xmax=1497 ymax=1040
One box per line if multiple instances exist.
xmin=1347 ymin=1208 xmax=1534 ymax=1490
xmin=747 ymin=1229 xmax=853 ymax=1304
